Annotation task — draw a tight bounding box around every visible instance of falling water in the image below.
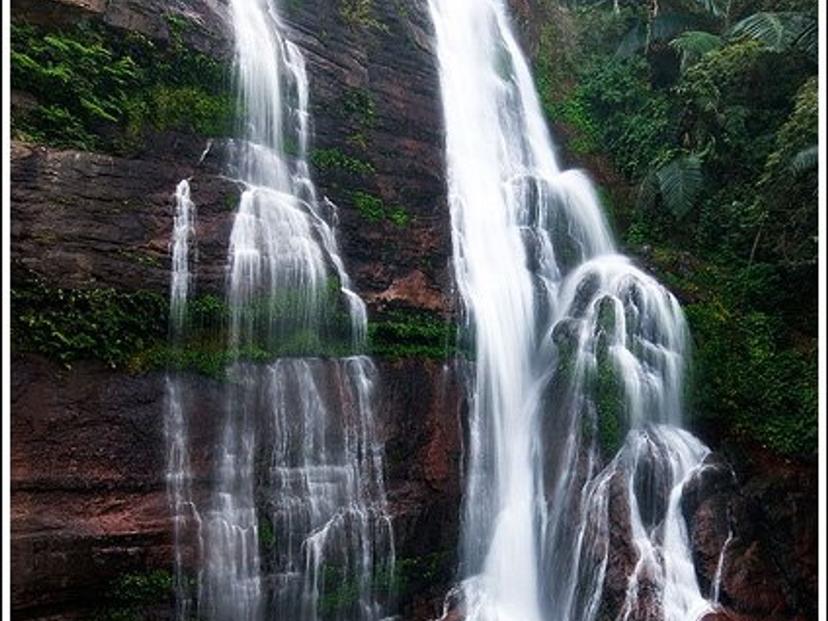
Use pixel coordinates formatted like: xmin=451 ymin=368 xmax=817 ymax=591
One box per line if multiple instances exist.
xmin=165 ymin=179 xmax=201 ymax=620
xmin=429 ymin=0 xmax=717 ymax=619
xmin=194 ymin=0 xmax=393 ymax=620
xmin=711 ymin=525 xmax=733 ymax=605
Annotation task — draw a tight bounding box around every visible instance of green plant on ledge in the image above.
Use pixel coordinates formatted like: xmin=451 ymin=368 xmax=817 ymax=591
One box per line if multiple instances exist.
xmin=351 ymin=191 xmax=411 ymax=227
xmin=311 ymin=147 xmax=375 ymax=176
xmin=10 ymin=20 xmax=236 ymax=153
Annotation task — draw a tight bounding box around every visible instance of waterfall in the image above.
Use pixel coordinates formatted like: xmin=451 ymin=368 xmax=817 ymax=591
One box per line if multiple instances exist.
xmin=166 ymin=1 xmax=393 ymax=620
xmin=428 ymin=1 xmax=715 ymax=619
xmin=165 ymin=179 xmax=202 ymax=620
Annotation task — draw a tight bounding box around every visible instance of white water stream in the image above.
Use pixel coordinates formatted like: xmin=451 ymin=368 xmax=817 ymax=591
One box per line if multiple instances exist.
xmin=428 ymin=1 xmax=718 ymax=619
xmin=167 ymin=1 xmax=392 ymax=620
xmin=165 ymin=179 xmax=201 ymax=620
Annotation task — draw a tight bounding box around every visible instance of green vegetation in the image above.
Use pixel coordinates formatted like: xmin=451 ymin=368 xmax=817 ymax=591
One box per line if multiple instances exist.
xmin=338 ymin=0 xmax=388 ymax=32
xmin=11 ymin=20 xmax=235 ymax=152
xmin=109 ymin=570 xmax=173 ymax=605
xmin=592 ymin=298 xmax=626 ymax=456
xmin=12 ymin=274 xmax=458 ymax=375
xmin=352 ymin=190 xmax=386 ymax=220
xmin=317 ymin=552 xmax=450 ymax=617
xmin=95 ymin=570 xmax=174 ymax=621
xmin=311 ymin=147 xmax=375 ymax=175
xmin=351 ymin=191 xmax=411 ymax=226
xmin=532 ymin=0 xmax=817 ymax=456
xmin=258 ymin=517 xmax=277 ymax=549
xmin=374 ymin=551 xmax=450 ymax=601
xmin=342 ymin=88 xmax=377 ymax=128
xmin=11 ymin=277 xmax=167 ymax=368
xmin=368 ymin=310 xmax=457 ymax=359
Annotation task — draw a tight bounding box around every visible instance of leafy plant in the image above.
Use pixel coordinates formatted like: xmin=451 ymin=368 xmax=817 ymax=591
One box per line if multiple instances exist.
xmin=11 ymin=278 xmax=167 ymax=368
xmin=647 ymin=152 xmax=704 ymax=218
xmin=729 ymin=11 xmax=816 ymax=57
xmin=311 ymin=148 xmax=375 ymax=175
xmin=670 ymin=30 xmax=722 ymax=71
xmin=11 ymin=20 xmax=235 ymax=152
xmin=350 ymin=191 xmax=411 ymax=226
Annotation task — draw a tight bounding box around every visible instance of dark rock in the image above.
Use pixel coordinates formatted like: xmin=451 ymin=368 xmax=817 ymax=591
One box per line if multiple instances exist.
xmin=12 ymin=0 xmax=232 ymax=59
xmin=10 ymin=139 xmax=237 ymax=297
xmin=11 ymin=354 xmax=464 ymax=620
xmin=683 ymin=449 xmax=817 ymax=620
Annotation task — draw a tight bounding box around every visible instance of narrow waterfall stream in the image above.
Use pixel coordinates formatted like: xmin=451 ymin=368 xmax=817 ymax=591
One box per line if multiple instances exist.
xmin=429 ymin=1 xmax=718 ymax=620
xmin=166 ymin=1 xmax=393 ymax=619
xmin=165 ymin=179 xmax=201 ymax=621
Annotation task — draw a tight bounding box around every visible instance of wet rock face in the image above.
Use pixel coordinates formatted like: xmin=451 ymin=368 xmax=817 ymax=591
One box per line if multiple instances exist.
xmin=9 ymin=1 xmax=819 ymax=620
xmin=276 ymin=0 xmax=453 ymax=316
xmin=682 ymin=452 xmax=818 ymax=621
xmin=10 ymin=0 xmax=453 ymax=318
xmin=11 ymin=354 xmax=464 ymax=620
xmin=10 ymin=139 xmax=237 ymax=297
xmin=11 ymin=0 xmax=457 ymax=617
xmin=597 ymin=471 xmax=639 ymax=620
xmin=11 ymin=0 xmax=232 ymax=57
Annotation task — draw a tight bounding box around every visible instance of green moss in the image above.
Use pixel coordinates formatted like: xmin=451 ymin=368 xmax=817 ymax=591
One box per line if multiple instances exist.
xmin=311 ymin=147 xmax=375 ymax=176
xmin=338 ymin=0 xmax=388 ymax=33
xmin=317 ymin=551 xmax=449 ymax=617
xmin=367 ymin=310 xmax=456 ymax=359
xmin=342 ymin=88 xmax=376 ymax=127
xmin=258 ymin=517 xmax=276 ymax=549
xmin=351 ymin=191 xmax=411 ymax=226
xmin=352 ymin=190 xmax=386 ymax=221
xmin=373 ymin=551 xmax=450 ymax=601
xmin=346 ymin=131 xmax=368 ymax=150
xmin=594 ymin=356 xmax=624 ymax=457
xmin=318 ymin=565 xmax=364 ymax=617
xmin=283 ymin=0 xmax=304 ymax=13
xmin=592 ymin=300 xmax=626 ymax=457
xmin=386 ymin=206 xmax=411 ymax=227
xmin=110 ymin=570 xmax=173 ymax=604
xmin=147 ymin=84 xmax=235 ymax=136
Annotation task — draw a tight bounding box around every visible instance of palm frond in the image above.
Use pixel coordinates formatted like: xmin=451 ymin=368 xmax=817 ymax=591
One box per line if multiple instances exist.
xmin=729 ymin=12 xmax=816 ymax=54
xmin=637 ymin=171 xmax=660 ymax=211
xmin=655 ymin=154 xmax=704 ymax=218
xmin=794 ymin=20 xmax=817 ymax=59
xmin=670 ymin=30 xmax=723 ymax=71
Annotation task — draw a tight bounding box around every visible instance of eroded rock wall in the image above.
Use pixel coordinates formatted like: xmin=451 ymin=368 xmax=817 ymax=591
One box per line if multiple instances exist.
xmin=11 ymin=0 xmax=460 ymax=618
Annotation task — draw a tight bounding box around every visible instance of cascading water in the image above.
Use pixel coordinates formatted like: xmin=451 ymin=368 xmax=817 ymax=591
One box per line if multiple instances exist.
xmin=170 ymin=1 xmax=393 ymax=620
xmin=429 ymin=1 xmax=718 ymax=619
xmin=165 ymin=179 xmax=201 ymax=621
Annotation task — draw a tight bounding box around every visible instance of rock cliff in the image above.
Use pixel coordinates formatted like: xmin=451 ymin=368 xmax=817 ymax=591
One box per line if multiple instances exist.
xmin=9 ymin=0 xmax=816 ymax=619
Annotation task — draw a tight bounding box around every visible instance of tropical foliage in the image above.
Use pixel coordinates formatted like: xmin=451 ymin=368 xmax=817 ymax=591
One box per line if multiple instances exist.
xmin=10 ymin=20 xmax=235 ymax=152
xmin=534 ymin=0 xmax=818 ymax=456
